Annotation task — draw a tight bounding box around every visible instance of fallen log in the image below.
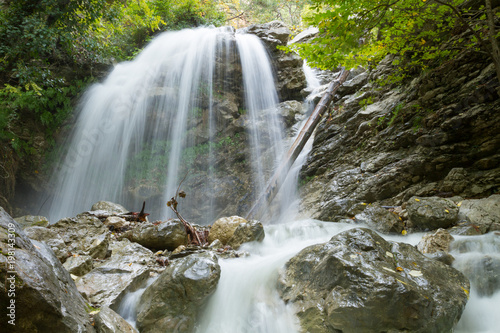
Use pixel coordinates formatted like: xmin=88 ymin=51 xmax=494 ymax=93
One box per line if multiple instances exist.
xmin=246 ymin=68 xmax=350 ymax=220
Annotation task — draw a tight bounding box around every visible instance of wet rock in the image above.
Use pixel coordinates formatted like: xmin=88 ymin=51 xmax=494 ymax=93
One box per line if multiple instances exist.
xmin=14 ymin=215 xmax=49 ymax=228
xmin=63 ymin=254 xmax=94 ymax=277
xmin=75 ymin=239 xmax=154 ymax=307
xmin=208 ymin=215 xmax=247 ymax=244
xmin=104 ymin=216 xmax=129 ymax=229
xmin=0 ymin=207 xmax=95 ymax=332
xmin=136 ymin=252 xmax=221 ymax=333
xmin=277 ymin=100 xmax=304 ymax=128
xmin=119 ymin=219 xmax=188 ymax=251
xmin=94 ymin=306 xmax=138 ymax=333
xmin=354 ymin=204 xmax=404 ymax=233
xmin=228 ymin=220 xmax=265 ymax=249
xmin=337 ymin=71 xmax=369 ymax=96
xmin=278 ymin=228 xmax=469 ymax=333
xmin=458 ymin=194 xmax=500 ymax=233
xmin=245 ymin=20 xmax=290 ymax=49
xmin=91 ymin=201 xmax=128 ymax=215
xmin=407 ymin=196 xmax=459 ymax=230
xmin=24 ymin=225 xmax=70 ymax=262
xmin=50 ymin=214 xmax=110 ymax=258
xmin=417 ymin=228 xmax=454 ymax=254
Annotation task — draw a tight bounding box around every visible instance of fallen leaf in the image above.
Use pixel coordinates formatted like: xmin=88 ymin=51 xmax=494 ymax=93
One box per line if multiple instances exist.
xmin=409 ymin=270 xmax=423 ymax=277
xmin=445 ymin=209 xmax=450 ymax=213
xmin=402 ymin=230 xmax=407 ymax=236
xmin=457 ymin=201 xmax=462 ymax=207
xmin=396 ymin=267 xmax=404 ymax=272
xmin=386 ymin=251 xmax=394 ymax=258
xmin=415 ymin=198 xmax=420 ymax=202
xmin=461 ymin=286 xmax=469 ymax=299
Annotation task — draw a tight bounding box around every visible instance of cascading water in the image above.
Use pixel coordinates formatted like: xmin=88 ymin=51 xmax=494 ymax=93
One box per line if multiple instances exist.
xmin=43 ymin=27 xmax=284 ymax=223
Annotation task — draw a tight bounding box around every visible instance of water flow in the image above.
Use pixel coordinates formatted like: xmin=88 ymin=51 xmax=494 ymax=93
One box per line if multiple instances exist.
xmin=44 ymin=27 xmax=284 ymax=223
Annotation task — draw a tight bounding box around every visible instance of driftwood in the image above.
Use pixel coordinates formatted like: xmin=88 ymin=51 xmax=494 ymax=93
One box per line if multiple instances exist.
xmin=246 ymin=68 xmax=350 ymax=220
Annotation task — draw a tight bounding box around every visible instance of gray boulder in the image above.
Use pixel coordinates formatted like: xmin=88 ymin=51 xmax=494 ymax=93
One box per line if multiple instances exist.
xmin=24 ymin=225 xmax=70 ymax=262
xmin=63 ymin=254 xmax=94 ymax=277
xmin=136 ymin=252 xmax=221 ymax=333
xmin=458 ymin=194 xmax=500 ymax=233
xmin=407 ymin=196 xmax=459 ymax=230
xmin=278 ymin=228 xmax=470 ymax=333
xmin=208 ymin=216 xmax=247 ymax=244
xmin=14 ymin=215 xmax=49 ymax=228
xmin=354 ymin=204 xmax=404 ymax=233
xmin=75 ymin=239 xmax=153 ymax=307
xmin=94 ymin=306 xmax=138 ymax=333
xmin=228 ymin=220 xmax=265 ymax=249
xmin=0 ymin=207 xmax=95 ymax=332
xmin=119 ymin=219 xmax=188 ymax=251
xmin=417 ymin=228 xmax=454 ymax=254
xmin=91 ymin=201 xmax=128 ymax=215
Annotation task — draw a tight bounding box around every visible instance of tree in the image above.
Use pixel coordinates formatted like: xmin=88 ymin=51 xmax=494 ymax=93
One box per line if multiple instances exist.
xmin=287 ymin=0 xmax=500 ymax=84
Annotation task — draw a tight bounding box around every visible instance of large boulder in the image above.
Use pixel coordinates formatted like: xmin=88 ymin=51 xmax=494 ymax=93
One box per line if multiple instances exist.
xmin=136 ymin=252 xmax=221 ymax=333
xmin=354 ymin=204 xmax=404 ymax=233
xmin=93 ymin=306 xmax=138 ymax=333
xmin=75 ymin=239 xmax=153 ymax=307
xmin=278 ymin=228 xmax=470 ymax=333
xmin=0 ymin=207 xmax=95 ymax=332
xmin=24 ymin=226 xmax=71 ymax=262
xmin=407 ymin=196 xmax=460 ymax=230
xmin=119 ymin=219 xmax=188 ymax=251
xmin=91 ymin=201 xmax=128 ymax=215
xmin=417 ymin=228 xmax=454 ymax=254
xmin=227 ymin=220 xmax=265 ymax=249
xmin=208 ymin=216 xmax=247 ymax=244
xmin=457 ymin=194 xmax=500 ymax=233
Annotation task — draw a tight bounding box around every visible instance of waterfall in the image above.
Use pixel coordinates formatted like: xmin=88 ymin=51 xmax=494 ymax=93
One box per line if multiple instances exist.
xmin=43 ymin=27 xmax=284 ymax=223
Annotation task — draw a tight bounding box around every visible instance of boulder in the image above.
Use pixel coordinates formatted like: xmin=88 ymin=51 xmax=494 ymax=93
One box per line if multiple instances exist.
xmin=14 ymin=215 xmax=49 ymax=228
xmin=227 ymin=220 xmax=265 ymax=249
xmin=24 ymin=226 xmax=70 ymax=262
xmin=354 ymin=204 xmax=404 ymax=233
xmin=407 ymin=196 xmax=459 ymax=230
xmin=136 ymin=252 xmax=221 ymax=333
xmin=119 ymin=219 xmax=188 ymax=251
xmin=93 ymin=306 xmax=138 ymax=333
xmin=0 ymin=207 xmax=95 ymax=332
xmin=278 ymin=228 xmax=470 ymax=333
xmin=104 ymin=216 xmax=129 ymax=230
xmin=63 ymin=254 xmax=94 ymax=277
xmin=75 ymin=239 xmax=154 ymax=307
xmin=245 ymin=20 xmax=290 ymax=49
xmin=277 ymin=100 xmax=304 ymax=128
xmin=417 ymin=228 xmax=454 ymax=254
xmin=208 ymin=216 xmax=247 ymax=244
xmin=50 ymin=214 xmax=110 ymax=259
xmin=458 ymin=194 xmax=500 ymax=233
xmin=91 ymin=201 xmax=128 ymax=215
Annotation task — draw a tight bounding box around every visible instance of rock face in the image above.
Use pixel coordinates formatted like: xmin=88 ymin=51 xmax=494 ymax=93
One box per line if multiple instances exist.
xmin=136 ymin=252 xmax=221 ymax=333
xmin=0 ymin=207 xmax=95 ymax=332
xmin=300 ymin=49 xmax=500 ymax=223
xmin=278 ymin=228 xmax=470 ymax=333
xmin=119 ymin=219 xmax=188 ymax=251
xmin=406 ymin=196 xmax=460 ymax=230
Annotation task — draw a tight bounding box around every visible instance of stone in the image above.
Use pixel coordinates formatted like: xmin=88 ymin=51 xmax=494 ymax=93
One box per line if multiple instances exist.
xmin=91 ymin=201 xmax=128 ymax=214
xmin=245 ymin=20 xmax=290 ymax=49
xmin=278 ymin=228 xmax=470 ymax=333
xmin=208 ymin=216 xmax=247 ymax=244
xmin=24 ymin=225 xmax=71 ymax=262
xmin=227 ymin=220 xmax=265 ymax=249
xmin=458 ymin=194 xmax=500 ymax=233
xmin=136 ymin=252 xmax=221 ymax=333
xmin=63 ymin=254 xmax=94 ymax=276
xmin=277 ymin=100 xmax=304 ymax=128
xmin=0 ymin=207 xmax=95 ymax=332
xmin=407 ymin=196 xmax=459 ymax=230
xmin=93 ymin=306 xmax=138 ymax=333
xmin=14 ymin=215 xmax=49 ymax=228
xmin=119 ymin=219 xmax=188 ymax=251
xmin=104 ymin=216 xmax=129 ymax=229
xmin=417 ymin=228 xmax=454 ymax=254
xmin=75 ymin=239 xmax=154 ymax=307
xmin=354 ymin=204 xmax=404 ymax=233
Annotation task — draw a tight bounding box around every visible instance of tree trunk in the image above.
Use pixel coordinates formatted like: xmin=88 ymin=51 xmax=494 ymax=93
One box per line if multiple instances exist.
xmin=246 ymin=68 xmax=350 ymax=220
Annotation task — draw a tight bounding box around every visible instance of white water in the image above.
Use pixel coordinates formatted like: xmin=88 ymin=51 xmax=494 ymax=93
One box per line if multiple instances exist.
xmin=44 ymin=27 xmax=284 ymax=223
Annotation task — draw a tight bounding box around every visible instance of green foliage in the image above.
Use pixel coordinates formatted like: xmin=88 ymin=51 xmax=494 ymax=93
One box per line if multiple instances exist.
xmin=287 ymin=0 xmax=486 ymax=76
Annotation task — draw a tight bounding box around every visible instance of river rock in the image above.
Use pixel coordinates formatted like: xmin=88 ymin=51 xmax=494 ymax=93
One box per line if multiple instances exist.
xmin=104 ymin=216 xmax=129 ymax=229
xmin=208 ymin=215 xmax=247 ymax=244
xmin=458 ymin=194 xmax=500 ymax=233
xmin=407 ymin=196 xmax=459 ymax=230
xmin=0 ymin=207 xmax=95 ymax=332
xmin=75 ymin=239 xmax=153 ymax=307
xmin=354 ymin=204 xmax=404 ymax=233
xmin=63 ymin=254 xmax=94 ymax=277
xmin=14 ymin=215 xmax=49 ymax=228
xmin=91 ymin=201 xmax=128 ymax=215
xmin=50 ymin=214 xmax=110 ymax=259
xmin=227 ymin=220 xmax=265 ymax=249
xmin=24 ymin=225 xmax=71 ymax=262
xmin=93 ymin=306 xmax=138 ymax=333
xmin=119 ymin=219 xmax=188 ymax=251
xmin=417 ymin=228 xmax=454 ymax=254
xmin=278 ymin=227 xmax=470 ymax=333
xmin=136 ymin=252 xmax=221 ymax=333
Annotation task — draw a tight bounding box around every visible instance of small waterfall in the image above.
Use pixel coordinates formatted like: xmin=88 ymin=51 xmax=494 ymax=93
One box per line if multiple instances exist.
xmin=43 ymin=27 xmax=284 ymax=223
